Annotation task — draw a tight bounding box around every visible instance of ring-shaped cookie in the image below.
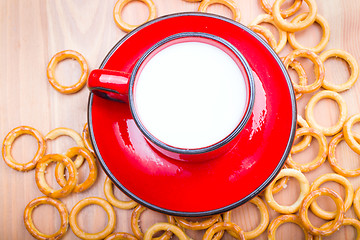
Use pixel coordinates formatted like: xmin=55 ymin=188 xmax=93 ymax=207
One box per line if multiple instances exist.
xmin=203 ymin=222 xmax=246 ymax=240
xmin=343 ymin=114 xmax=360 ymax=155
xmin=283 ymin=49 xmax=325 ymax=93
xmin=268 ymin=214 xmax=313 ymax=240
xmin=175 ymin=214 xmax=221 ymax=230
xmin=223 ymin=196 xmax=269 ymax=239
xmin=248 ymin=25 xmax=277 ymax=52
xmin=289 ymin=59 xmax=308 ymax=101
xmin=174 ymin=215 xmax=224 ymax=240
xmin=309 ymin=173 xmax=353 ymax=220
xmin=287 ymin=127 xmax=327 ymax=172
xmin=292 ymin=115 xmax=312 ymax=153
xmin=47 ymin=50 xmax=89 ymax=94
xmin=105 ymin=232 xmax=138 ymax=240
xmin=299 ymin=188 xmax=344 ymax=236
xmin=35 ymin=154 xmax=77 ymax=198
xmin=198 ymin=0 xmax=241 ymax=22
xmin=55 ymin=147 xmax=98 ymax=193
xmin=305 ymin=90 xmax=348 ymax=136
xmin=288 ymin=14 xmax=330 ymax=53
xmin=281 ymin=57 xmax=307 ymax=100
xmin=265 ymin=169 xmax=310 ymax=214
xmin=260 ymin=0 xmax=302 ymax=18
xmin=212 ymin=216 xmax=226 ymax=240
xmin=2 ymin=126 xmax=46 ymax=171
xmin=24 ymin=196 xmax=69 ymax=240
xmin=131 ymin=205 xmax=175 ymax=240
xmin=45 ymin=127 xmax=85 ymax=168
xmin=297 ymin=115 xmax=309 ymax=128
xmin=250 ymin=14 xmax=287 ymax=53
xmin=328 ymin=133 xmax=360 ymax=177
xmin=271 ymin=164 xmax=291 ymax=195
xmin=320 ymin=49 xmax=360 ymax=92
xmin=273 ymin=0 xmax=318 ymax=32
xmin=313 ymin=218 xmax=360 ymax=240
xmin=113 ymin=0 xmax=157 ymax=32
xmin=353 ymin=186 xmax=360 ymax=219
xmin=258 ymin=164 xmax=290 ymax=196
xmin=69 ymin=197 xmax=116 ymax=240
xmin=82 ymin=123 xmax=95 ymax=155
xmin=104 ymin=177 xmax=138 ymax=209
xmin=144 ymin=223 xmax=189 ymax=240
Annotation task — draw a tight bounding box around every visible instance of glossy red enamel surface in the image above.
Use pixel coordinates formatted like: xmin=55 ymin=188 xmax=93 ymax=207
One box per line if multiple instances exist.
xmin=88 ymin=69 xmax=130 ymax=102
xmin=88 ymin=13 xmax=296 ymax=216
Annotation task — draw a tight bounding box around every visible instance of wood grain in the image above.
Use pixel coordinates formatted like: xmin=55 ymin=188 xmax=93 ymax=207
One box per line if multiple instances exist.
xmin=1 ymin=0 xmax=360 ymax=239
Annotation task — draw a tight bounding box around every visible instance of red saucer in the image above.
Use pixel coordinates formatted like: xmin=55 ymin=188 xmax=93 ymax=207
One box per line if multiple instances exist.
xmin=88 ymin=13 xmax=296 ymax=217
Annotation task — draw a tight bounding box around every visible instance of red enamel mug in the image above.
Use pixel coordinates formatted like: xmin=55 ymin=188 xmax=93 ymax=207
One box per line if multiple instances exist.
xmin=88 ymin=32 xmax=255 ymax=162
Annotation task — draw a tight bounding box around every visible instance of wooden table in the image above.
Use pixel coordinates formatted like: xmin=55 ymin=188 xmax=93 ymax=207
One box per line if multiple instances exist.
xmin=1 ymin=0 xmax=360 ymax=239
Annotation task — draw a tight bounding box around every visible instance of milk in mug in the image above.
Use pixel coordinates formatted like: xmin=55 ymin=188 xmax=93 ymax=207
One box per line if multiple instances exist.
xmin=134 ymin=41 xmax=247 ymax=149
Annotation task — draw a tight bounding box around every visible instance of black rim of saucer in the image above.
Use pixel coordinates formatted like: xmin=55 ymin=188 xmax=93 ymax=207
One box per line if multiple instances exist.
xmin=87 ymin=12 xmax=297 ymax=217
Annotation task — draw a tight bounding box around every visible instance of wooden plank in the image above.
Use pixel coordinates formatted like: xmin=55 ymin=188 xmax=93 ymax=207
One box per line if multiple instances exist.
xmin=1 ymin=0 xmax=360 ymax=239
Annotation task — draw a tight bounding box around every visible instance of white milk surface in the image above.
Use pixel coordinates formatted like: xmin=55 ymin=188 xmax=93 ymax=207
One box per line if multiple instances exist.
xmin=134 ymin=41 xmax=247 ymax=149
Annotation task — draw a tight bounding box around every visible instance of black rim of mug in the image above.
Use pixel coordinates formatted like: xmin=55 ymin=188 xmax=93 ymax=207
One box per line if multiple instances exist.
xmin=128 ymin=31 xmax=255 ymax=155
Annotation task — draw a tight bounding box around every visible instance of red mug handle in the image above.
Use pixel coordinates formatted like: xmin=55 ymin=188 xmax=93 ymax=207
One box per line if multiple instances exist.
xmin=88 ymin=69 xmax=131 ymax=102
